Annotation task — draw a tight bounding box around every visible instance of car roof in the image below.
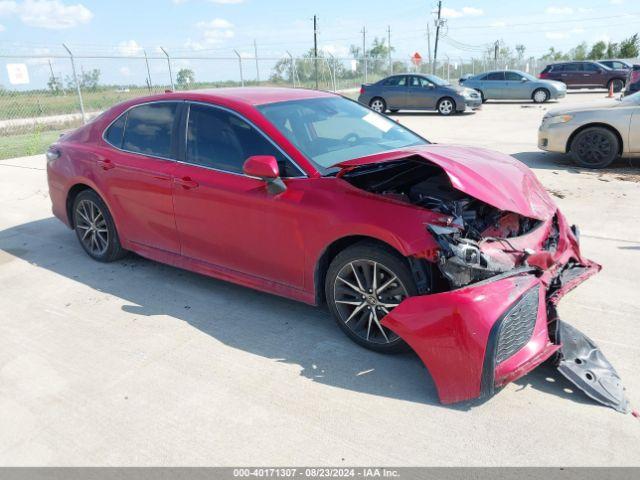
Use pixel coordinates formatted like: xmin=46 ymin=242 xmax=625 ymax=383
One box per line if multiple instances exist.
xmin=118 ymin=87 xmax=338 ymax=109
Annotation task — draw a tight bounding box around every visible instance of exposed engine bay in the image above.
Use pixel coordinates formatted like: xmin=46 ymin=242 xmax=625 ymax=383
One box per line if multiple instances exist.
xmin=341 ymin=157 xmax=547 ymax=287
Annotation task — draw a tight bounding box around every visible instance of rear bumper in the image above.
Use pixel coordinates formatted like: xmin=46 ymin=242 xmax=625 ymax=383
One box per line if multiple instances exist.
xmin=381 ymin=210 xmax=603 ymax=405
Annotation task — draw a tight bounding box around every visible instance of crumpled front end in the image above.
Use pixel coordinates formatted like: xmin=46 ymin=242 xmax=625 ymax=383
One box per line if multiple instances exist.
xmin=381 ymin=210 xmax=629 ymax=411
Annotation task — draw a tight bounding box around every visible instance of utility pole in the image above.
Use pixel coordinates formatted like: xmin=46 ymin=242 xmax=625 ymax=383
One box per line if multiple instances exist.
xmin=254 ymin=39 xmax=260 ymax=84
xmin=313 ymin=15 xmax=319 ymax=90
xmin=432 ymin=1 xmax=442 ymax=74
xmin=494 ymin=40 xmax=499 ymax=69
xmin=426 ymin=23 xmax=432 ymax=65
xmin=361 ymin=26 xmax=367 ymax=82
xmin=387 ymin=25 xmax=392 ymax=74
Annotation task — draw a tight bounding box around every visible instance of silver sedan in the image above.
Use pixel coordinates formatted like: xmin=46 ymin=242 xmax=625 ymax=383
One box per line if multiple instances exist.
xmin=538 ymin=92 xmax=640 ymax=168
xmin=461 ymin=70 xmax=566 ymax=103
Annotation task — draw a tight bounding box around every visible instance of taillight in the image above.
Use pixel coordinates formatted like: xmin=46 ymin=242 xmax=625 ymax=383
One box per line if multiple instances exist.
xmin=539 ymin=72 xmax=548 ymax=79
xmin=360 ymin=86 xmax=365 ymax=95
xmin=631 ymin=71 xmax=640 ymax=83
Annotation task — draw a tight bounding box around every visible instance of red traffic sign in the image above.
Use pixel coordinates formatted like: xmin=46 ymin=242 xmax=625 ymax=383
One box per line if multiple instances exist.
xmin=411 ymin=52 xmax=423 ymax=65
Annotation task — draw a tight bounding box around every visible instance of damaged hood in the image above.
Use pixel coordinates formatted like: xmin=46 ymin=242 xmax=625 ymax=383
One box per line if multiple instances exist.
xmin=335 ymin=145 xmax=557 ymax=221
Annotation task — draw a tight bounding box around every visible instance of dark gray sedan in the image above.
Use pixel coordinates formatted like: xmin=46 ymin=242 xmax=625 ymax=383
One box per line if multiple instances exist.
xmin=460 ymin=70 xmax=566 ymax=103
xmin=358 ymin=74 xmax=482 ymax=115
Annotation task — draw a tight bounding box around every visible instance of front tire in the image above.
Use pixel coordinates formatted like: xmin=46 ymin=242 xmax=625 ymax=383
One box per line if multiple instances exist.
xmin=369 ymin=97 xmax=387 ymax=113
xmin=325 ymin=242 xmax=417 ymax=353
xmin=570 ymin=127 xmax=619 ymax=169
xmin=437 ymin=97 xmax=456 ymax=116
xmin=532 ymin=88 xmax=549 ymax=103
xmin=73 ymin=190 xmax=126 ymax=262
xmin=476 ymin=90 xmax=486 ymax=103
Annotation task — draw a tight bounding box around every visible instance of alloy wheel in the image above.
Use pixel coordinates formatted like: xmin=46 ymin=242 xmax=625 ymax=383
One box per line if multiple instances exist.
xmin=75 ymin=199 xmax=109 ymax=256
xmin=576 ymin=132 xmax=613 ymax=166
xmin=333 ymin=259 xmax=408 ymax=345
xmin=438 ymin=99 xmax=453 ymax=115
xmin=370 ymin=99 xmax=385 ymax=113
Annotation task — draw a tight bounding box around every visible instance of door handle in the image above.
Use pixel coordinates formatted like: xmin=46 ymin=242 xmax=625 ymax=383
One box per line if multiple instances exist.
xmin=97 ymin=159 xmax=115 ymax=171
xmin=174 ymin=176 xmax=199 ymax=190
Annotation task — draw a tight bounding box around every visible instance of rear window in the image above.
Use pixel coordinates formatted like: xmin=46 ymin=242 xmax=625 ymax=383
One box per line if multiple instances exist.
xmin=381 ymin=76 xmax=406 ymax=86
xmin=121 ymin=103 xmax=178 ymax=159
xmin=486 ymin=72 xmax=505 ymax=81
xmin=104 ymin=113 xmax=126 ymax=148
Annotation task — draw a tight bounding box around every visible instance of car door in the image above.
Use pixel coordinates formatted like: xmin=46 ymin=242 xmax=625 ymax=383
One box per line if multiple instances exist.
xmin=484 ymin=71 xmax=506 ymax=99
xmin=171 ymin=102 xmax=307 ymax=288
xmin=552 ymin=64 xmax=573 ymax=85
xmin=406 ymin=75 xmax=437 ymax=109
xmin=379 ymin=75 xmax=408 ymax=109
xmin=564 ymin=63 xmax=585 ymax=86
xmin=503 ymin=71 xmax=530 ymax=99
xmin=581 ymin=63 xmax=604 ymax=87
xmin=100 ymin=101 xmax=181 ymax=253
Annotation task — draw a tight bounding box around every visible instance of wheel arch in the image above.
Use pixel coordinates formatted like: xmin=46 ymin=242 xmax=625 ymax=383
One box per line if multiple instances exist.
xmin=314 ymin=235 xmax=407 ymax=306
xmin=566 ymin=123 xmax=624 ymax=155
xmin=66 ymin=183 xmax=94 ymax=228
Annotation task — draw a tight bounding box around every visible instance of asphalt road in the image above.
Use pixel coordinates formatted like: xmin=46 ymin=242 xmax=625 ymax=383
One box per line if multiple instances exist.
xmin=1 ymin=91 xmax=639 ymax=466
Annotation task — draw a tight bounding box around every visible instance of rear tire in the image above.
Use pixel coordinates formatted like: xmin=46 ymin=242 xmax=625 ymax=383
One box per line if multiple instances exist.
xmin=325 ymin=242 xmax=417 ymax=353
xmin=437 ymin=97 xmax=456 ymax=116
xmin=532 ymin=88 xmax=549 ymax=103
xmin=72 ymin=190 xmax=127 ymax=262
xmin=369 ymin=97 xmax=387 ymax=113
xmin=570 ymin=127 xmax=619 ymax=169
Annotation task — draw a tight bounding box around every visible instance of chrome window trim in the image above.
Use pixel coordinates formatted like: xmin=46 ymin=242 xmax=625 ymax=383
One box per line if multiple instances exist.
xmin=101 ymin=100 xmax=182 ymax=163
xmin=183 ymin=100 xmax=308 ymax=179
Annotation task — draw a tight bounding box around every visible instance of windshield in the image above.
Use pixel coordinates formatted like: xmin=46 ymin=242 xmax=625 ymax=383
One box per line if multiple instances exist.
xmin=257 ymin=97 xmax=428 ymax=171
xmin=518 ymin=71 xmax=538 ymax=81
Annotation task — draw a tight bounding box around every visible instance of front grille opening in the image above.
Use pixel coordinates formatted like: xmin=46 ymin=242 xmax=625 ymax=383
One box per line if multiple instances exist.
xmin=495 ymin=286 xmax=540 ymax=364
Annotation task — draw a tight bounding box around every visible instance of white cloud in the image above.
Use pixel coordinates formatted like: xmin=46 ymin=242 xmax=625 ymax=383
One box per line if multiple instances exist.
xmin=184 ymin=17 xmax=235 ymax=50
xmin=321 ymin=44 xmax=350 ymax=57
xmin=545 ymin=31 xmax=569 ymax=40
xmin=119 ymin=66 xmax=130 ymax=77
xmin=117 ymin=40 xmax=143 ymax=56
xmin=570 ymin=27 xmax=585 ymax=34
xmin=208 ymin=0 xmax=244 ymax=4
xmin=0 ymin=23 xmax=4 ymax=31
xmin=545 ymin=6 xmax=573 ymax=15
xmin=440 ymin=6 xmax=484 ymax=18
xmin=610 ymin=0 xmax=624 ymax=4
xmin=490 ymin=21 xmax=507 ymax=28
xmin=5 ymin=0 xmax=93 ymax=29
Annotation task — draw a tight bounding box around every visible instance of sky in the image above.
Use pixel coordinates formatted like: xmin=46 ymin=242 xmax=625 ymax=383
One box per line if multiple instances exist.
xmin=0 ymin=0 xmax=638 ymax=87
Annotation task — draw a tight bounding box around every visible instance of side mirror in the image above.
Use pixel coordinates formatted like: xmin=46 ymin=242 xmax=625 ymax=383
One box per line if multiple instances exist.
xmin=521 ymin=77 xmax=528 ymax=82
xmin=243 ymin=155 xmax=287 ymax=194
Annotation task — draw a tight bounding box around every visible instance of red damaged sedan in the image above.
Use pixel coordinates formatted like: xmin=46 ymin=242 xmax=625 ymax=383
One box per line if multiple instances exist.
xmin=46 ymin=88 xmax=628 ymax=411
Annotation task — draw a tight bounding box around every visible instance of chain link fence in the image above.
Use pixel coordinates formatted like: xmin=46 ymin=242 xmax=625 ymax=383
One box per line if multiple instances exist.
xmin=0 ymin=49 xmax=615 ymax=160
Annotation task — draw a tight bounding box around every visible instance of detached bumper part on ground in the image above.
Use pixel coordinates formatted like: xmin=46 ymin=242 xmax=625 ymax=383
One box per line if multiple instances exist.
xmin=382 ymin=215 xmax=629 ymax=412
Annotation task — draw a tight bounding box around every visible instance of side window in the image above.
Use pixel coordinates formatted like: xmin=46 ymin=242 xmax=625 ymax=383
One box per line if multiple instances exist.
xmin=583 ymin=63 xmax=599 ymax=72
xmin=104 ymin=112 xmax=126 ymax=148
xmin=565 ymin=64 xmax=579 ymax=72
xmin=410 ymin=76 xmax=431 ymax=87
xmin=382 ymin=76 xmax=406 ymax=87
xmin=186 ymin=104 xmax=301 ymax=177
xmin=122 ymin=103 xmax=178 ymax=158
xmin=486 ymin=72 xmax=505 ymax=81
xmin=505 ymin=71 xmax=523 ymax=81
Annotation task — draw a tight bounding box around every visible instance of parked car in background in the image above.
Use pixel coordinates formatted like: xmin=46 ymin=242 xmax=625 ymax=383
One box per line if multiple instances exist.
xmin=539 ymin=61 xmax=627 ymax=92
xmin=538 ymin=91 xmax=640 ymax=168
xmin=598 ymin=59 xmax=633 ymax=71
xmin=624 ymin=64 xmax=640 ymax=96
xmin=45 ymin=87 xmax=627 ymax=410
xmin=358 ymin=73 xmax=481 ymax=116
xmin=460 ymin=70 xmax=566 ymax=103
